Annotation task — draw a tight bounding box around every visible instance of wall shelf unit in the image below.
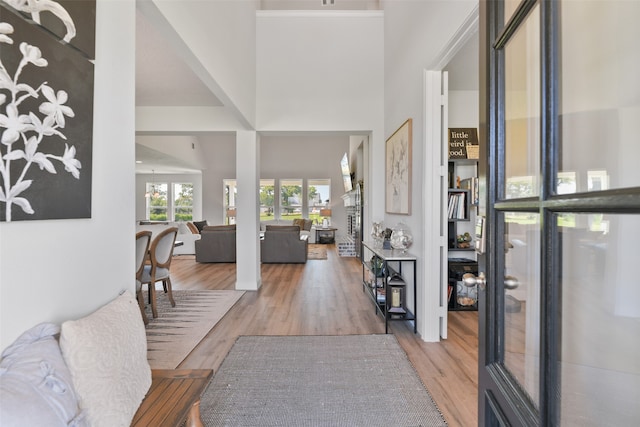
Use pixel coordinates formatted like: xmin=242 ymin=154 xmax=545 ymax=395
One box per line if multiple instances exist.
xmin=447 ymin=158 xmax=478 ymax=311
xmin=361 ymin=241 xmax=417 ymax=333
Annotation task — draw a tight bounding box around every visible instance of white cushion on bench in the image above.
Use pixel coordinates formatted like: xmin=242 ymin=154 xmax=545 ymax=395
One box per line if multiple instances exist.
xmin=60 ymin=291 xmax=151 ymax=427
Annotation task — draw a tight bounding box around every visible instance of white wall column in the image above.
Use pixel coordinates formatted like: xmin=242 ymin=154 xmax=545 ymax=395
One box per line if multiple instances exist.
xmin=235 ymin=131 xmax=261 ymax=291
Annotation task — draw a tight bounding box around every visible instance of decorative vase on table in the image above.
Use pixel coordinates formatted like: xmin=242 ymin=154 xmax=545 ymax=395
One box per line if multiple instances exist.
xmin=390 ymin=223 xmax=413 ymax=253
xmin=371 ymin=222 xmax=384 ymax=248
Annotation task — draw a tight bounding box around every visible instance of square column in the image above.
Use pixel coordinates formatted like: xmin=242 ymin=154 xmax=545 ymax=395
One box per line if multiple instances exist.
xmin=235 ymin=131 xmax=261 ymax=291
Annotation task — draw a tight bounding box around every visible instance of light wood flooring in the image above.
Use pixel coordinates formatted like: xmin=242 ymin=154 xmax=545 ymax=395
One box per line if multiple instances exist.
xmin=169 ymin=245 xmax=478 ymax=427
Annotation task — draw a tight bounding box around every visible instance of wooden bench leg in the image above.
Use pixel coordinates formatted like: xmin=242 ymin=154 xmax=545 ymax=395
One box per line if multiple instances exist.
xmin=185 ymin=399 xmax=204 ymax=427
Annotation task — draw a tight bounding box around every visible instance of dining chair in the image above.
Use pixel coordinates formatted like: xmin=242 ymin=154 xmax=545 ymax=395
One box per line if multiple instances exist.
xmin=139 ymin=227 xmax=178 ymax=318
xmin=135 ymin=230 xmax=152 ymax=325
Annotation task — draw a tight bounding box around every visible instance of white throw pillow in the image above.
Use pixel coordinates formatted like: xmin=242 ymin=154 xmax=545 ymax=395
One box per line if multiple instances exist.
xmin=0 ymin=323 xmax=87 ymax=426
xmin=60 ymin=291 xmax=151 ymax=427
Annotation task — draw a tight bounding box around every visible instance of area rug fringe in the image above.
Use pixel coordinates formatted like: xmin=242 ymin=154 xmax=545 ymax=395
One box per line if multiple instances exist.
xmin=199 ymin=334 xmax=447 ymax=426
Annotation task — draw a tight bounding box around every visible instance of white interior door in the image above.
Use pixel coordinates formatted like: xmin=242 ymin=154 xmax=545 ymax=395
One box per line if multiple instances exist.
xmin=422 ymin=70 xmax=449 ymax=341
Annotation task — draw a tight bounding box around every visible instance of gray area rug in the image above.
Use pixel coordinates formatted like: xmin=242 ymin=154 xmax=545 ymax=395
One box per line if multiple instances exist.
xmin=199 ymin=335 xmax=447 ymax=426
xmin=308 ymin=244 xmax=328 ymax=260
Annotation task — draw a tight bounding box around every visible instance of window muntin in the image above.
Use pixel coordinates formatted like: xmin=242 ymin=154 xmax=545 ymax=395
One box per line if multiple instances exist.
xmin=224 ymin=179 xmax=237 ymax=225
xmin=173 ymin=183 xmax=193 ymax=221
xmin=260 ymin=179 xmax=275 ymax=221
xmin=308 ymin=179 xmax=330 ymax=224
xmin=147 ymin=182 xmax=168 ymax=221
xmin=279 ymin=179 xmax=302 ymax=220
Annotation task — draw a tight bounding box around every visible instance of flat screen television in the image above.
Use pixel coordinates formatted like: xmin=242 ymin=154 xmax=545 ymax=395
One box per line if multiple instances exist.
xmin=340 ymin=153 xmax=353 ymax=192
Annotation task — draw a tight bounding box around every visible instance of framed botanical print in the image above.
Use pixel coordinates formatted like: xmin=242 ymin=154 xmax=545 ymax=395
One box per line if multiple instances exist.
xmin=385 ymin=118 xmax=412 ymax=215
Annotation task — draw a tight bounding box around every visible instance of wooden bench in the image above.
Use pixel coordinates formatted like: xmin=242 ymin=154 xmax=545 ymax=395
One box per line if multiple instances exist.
xmin=131 ymin=369 xmax=213 ymax=427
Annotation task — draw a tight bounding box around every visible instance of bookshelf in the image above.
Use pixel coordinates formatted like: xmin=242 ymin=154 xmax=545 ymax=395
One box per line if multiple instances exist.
xmin=447 ymin=159 xmax=478 ymax=249
xmin=447 ymin=158 xmax=478 ymax=311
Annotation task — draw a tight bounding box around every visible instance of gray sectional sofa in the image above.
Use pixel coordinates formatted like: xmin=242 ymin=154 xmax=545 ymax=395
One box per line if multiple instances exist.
xmin=260 ymin=225 xmax=308 ymax=264
xmin=195 ymin=225 xmax=237 ymax=263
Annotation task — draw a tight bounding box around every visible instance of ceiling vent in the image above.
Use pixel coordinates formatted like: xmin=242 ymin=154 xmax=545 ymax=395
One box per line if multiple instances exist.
xmin=321 ymin=0 xmax=335 ymax=5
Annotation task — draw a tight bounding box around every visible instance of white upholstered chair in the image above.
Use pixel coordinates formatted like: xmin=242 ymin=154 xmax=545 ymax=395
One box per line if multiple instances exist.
xmin=138 ymin=227 xmax=178 ymax=318
xmin=135 ymin=230 xmax=152 ymax=325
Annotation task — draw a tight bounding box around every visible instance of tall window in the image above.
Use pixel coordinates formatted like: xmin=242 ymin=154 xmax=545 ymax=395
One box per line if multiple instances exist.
xmin=280 ymin=179 xmax=302 ymax=219
xmin=260 ymin=179 xmax=275 ymax=221
xmin=173 ymin=183 xmax=193 ymax=221
xmin=224 ymin=179 xmax=237 ymax=224
xmin=308 ymin=179 xmax=330 ymax=224
xmin=147 ymin=182 xmax=167 ymax=221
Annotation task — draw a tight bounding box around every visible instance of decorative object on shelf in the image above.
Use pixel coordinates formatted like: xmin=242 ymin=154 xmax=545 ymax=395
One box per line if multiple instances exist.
xmin=320 ymin=208 xmax=332 ymax=228
xmin=385 ymin=118 xmax=412 ymax=215
xmin=457 ymin=279 xmax=477 ymax=307
xmin=370 ymin=255 xmax=386 ymax=277
xmin=448 ymin=258 xmax=478 ymax=311
xmin=456 ymin=232 xmax=472 ymax=248
xmin=371 ymin=222 xmax=384 ymax=248
xmin=382 ymin=228 xmax=393 ymax=249
xmin=448 ymin=128 xmax=479 ymax=160
xmin=390 ymin=223 xmax=413 ymax=252
xmin=387 ymin=273 xmax=406 ymax=315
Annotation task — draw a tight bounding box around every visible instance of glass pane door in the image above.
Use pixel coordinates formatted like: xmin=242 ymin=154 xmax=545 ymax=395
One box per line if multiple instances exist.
xmin=558 ymin=213 xmax=640 ymax=425
xmin=479 ymin=1 xmax=640 ymax=425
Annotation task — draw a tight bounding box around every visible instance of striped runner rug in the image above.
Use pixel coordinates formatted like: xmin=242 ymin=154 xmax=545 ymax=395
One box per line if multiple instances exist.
xmin=142 ymin=289 xmax=244 ymax=369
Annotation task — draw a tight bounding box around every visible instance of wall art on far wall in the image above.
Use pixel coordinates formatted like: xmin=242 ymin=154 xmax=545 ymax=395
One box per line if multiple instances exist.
xmin=0 ymin=1 xmax=96 ymax=222
xmin=385 ymin=118 xmax=412 ymax=215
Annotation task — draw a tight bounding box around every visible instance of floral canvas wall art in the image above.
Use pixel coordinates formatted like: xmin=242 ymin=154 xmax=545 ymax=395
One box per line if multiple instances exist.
xmin=0 ymin=0 xmax=95 ymax=222
xmin=385 ymin=118 xmax=412 ymax=215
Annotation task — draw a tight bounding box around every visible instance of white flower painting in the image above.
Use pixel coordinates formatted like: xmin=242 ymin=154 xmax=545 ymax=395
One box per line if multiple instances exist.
xmin=0 ymin=0 xmax=95 ymax=221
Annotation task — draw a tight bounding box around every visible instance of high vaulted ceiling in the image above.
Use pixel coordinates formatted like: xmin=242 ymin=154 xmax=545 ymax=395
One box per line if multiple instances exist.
xmin=134 ymin=1 xmax=478 ymax=173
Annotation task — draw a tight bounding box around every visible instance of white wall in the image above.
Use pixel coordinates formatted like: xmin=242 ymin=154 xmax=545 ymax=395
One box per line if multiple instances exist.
xmin=200 ymin=134 xmax=237 ymax=224
xmin=261 ymin=135 xmax=351 ymax=235
xmin=383 ymin=0 xmax=477 ymax=238
xmin=137 ymin=135 xmax=207 ymax=172
xmin=256 ymin=9 xmax=386 ymax=252
xmin=173 ymin=134 xmax=350 ymax=229
xmin=0 ymin=0 xmax=136 ymax=350
xmin=449 ymin=91 xmax=479 ymax=128
xmin=256 ymin=11 xmax=384 ymax=132
xmin=382 ymin=0 xmax=477 ymax=339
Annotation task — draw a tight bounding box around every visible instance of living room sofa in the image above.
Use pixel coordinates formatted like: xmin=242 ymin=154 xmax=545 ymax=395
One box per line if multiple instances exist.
xmin=195 ymin=225 xmax=236 ymax=263
xmin=136 ymin=221 xmax=201 ymax=255
xmin=261 ymin=225 xmax=308 ymax=263
xmin=261 ymin=218 xmax=316 ymax=243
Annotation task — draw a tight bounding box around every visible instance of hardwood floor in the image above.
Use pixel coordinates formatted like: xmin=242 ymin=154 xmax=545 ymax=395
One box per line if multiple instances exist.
xmin=169 ymin=245 xmax=478 ymax=427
